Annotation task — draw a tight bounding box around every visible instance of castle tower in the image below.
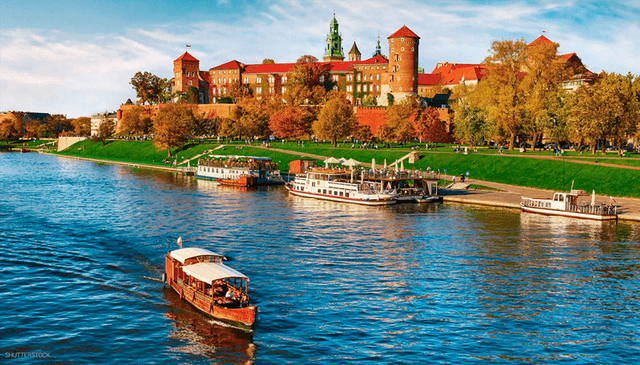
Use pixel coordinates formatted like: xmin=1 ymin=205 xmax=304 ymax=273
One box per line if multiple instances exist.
xmin=323 ymin=15 xmax=344 ymax=62
xmin=381 ymin=25 xmax=419 ymax=105
xmin=348 ymin=41 xmax=361 ymax=62
xmin=173 ymin=51 xmax=200 ymax=95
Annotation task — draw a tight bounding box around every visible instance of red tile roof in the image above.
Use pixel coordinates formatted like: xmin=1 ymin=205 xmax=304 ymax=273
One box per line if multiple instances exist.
xmin=388 ymin=25 xmax=419 ymax=39
xmin=418 ymin=73 xmax=440 ymax=86
xmin=243 ymin=62 xmax=297 ymax=74
xmin=429 ymin=62 xmax=488 ymax=85
xmin=174 ymin=52 xmax=199 ymax=62
xmin=529 ymin=35 xmax=554 ymax=47
xmin=210 ymin=60 xmax=243 ymax=70
xmin=556 ymin=53 xmax=578 ymax=63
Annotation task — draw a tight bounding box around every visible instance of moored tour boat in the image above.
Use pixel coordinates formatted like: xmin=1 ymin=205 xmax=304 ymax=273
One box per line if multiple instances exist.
xmin=361 ymin=169 xmax=441 ymax=203
xmin=165 ymin=247 xmax=257 ymax=329
xmin=286 ymin=168 xmax=397 ymax=206
xmin=520 ymin=189 xmax=617 ymax=221
xmin=196 ymin=156 xmax=284 ymax=187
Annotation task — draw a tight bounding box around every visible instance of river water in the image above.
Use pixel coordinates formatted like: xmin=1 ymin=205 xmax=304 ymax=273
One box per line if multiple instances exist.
xmin=1 ymin=152 xmax=640 ymax=364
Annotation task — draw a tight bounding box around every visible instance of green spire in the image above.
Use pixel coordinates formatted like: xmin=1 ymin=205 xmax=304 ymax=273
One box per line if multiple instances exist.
xmin=324 ymin=14 xmax=344 ymax=61
xmin=373 ymin=35 xmax=383 ymax=57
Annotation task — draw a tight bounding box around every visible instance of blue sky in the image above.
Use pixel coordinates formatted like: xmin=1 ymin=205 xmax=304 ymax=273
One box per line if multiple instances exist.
xmin=2 ymin=0 xmax=639 ymax=118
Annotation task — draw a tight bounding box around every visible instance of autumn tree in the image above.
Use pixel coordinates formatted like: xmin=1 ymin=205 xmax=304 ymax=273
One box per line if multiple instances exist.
xmin=385 ymin=97 xmax=420 ymax=142
xmin=0 ymin=113 xmax=23 ymax=143
xmin=521 ymin=38 xmax=571 ymax=150
xmin=153 ymin=104 xmax=200 ymax=157
xmin=351 ymin=123 xmax=373 ymax=142
xmin=313 ymin=92 xmax=356 ymax=147
xmin=568 ymin=72 xmax=640 ymax=154
xmin=415 ymin=107 xmax=452 ymax=147
xmin=284 ymin=55 xmax=332 ymax=106
xmin=269 ymin=106 xmax=312 ymax=139
xmin=94 ymin=116 xmax=116 ymax=145
xmin=231 ymin=97 xmax=274 ymax=138
xmin=130 ymin=71 xmax=168 ymax=105
xmin=473 ymin=38 xmax=528 ymax=150
xmin=71 ymin=117 xmax=92 ymax=136
xmin=119 ymin=106 xmax=152 ymax=136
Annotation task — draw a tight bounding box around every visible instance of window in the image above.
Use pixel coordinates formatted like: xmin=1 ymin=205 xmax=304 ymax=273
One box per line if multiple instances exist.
xmin=256 ymin=87 xmax=262 ymax=94
xmin=376 ymin=85 xmax=379 ymax=91
xmin=401 ymin=38 xmax=404 ymax=42
xmin=357 ymin=85 xmax=361 ymax=92
xmin=223 ymin=78 xmax=227 ymax=84
xmin=376 ymin=74 xmax=380 ymax=81
xmin=269 ymin=87 xmax=275 ymax=94
xmin=347 ymin=74 xmax=352 ymax=81
xmin=282 ymin=86 xmax=287 ymax=93
xmin=357 ymin=74 xmax=361 ymax=81
xmin=346 ymin=85 xmax=352 ymax=92
xmin=243 ymin=77 xmax=248 ymax=83
xmin=333 ymin=75 xmax=339 ymax=82
xmin=282 ymin=76 xmax=287 ymax=83
xmin=412 ymin=47 xmax=414 ymax=51
xmin=268 ymin=76 xmax=274 ymax=83
xmin=401 ymin=47 xmax=405 ymax=51
xmin=256 ymin=76 xmax=262 ymax=83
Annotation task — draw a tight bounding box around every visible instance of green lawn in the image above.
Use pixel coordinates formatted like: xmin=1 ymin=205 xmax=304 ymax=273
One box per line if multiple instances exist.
xmin=55 ymin=139 xmax=640 ymax=198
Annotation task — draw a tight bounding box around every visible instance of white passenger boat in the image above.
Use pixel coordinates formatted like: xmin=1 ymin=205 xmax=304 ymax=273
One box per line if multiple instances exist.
xmin=196 ymin=156 xmax=284 ymax=187
xmin=520 ymin=189 xmax=617 ymax=220
xmin=286 ymin=168 xmax=397 ymax=206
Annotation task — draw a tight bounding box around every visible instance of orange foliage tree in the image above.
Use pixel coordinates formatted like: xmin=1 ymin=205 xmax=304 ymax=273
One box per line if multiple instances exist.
xmin=269 ymin=107 xmax=312 ymax=139
xmin=415 ymin=107 xmax=453 ymax=147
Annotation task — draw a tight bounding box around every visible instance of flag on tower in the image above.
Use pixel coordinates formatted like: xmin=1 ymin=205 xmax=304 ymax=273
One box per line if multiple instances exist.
xmin=177 ymin=236 xmax=183 ymax=247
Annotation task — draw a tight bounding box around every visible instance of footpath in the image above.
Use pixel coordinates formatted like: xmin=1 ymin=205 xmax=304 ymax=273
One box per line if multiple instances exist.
xmin=442 ymin=178 xmax=640 ymax=222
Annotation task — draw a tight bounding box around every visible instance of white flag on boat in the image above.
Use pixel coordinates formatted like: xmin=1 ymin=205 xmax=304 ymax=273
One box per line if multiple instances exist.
xmin=177 ymin=236 xmax=183 ymax=247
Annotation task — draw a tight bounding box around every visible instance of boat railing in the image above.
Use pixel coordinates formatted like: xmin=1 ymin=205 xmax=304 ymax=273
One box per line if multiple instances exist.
xmin=522 ymin=197 xmax=616 ymax=216
xmin=361 ymin=170 xmax=437 ymax=180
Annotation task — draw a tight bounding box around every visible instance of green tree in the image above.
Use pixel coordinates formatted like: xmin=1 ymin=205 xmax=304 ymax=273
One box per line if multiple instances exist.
xmin=452 ymin=102 xmax=487 ymax=148
xmin=153 ymin=104 xmax=199 ymax=157
xmin=130 ymin=71 xmax=167 ymax=105
xmin=313 ymin=92 xmax=356 ymax=147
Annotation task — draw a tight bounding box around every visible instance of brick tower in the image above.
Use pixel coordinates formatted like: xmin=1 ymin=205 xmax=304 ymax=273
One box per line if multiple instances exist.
xmin=173 ymin=51 xmax=200 ymax=95
xmin=381 ymin=25 xmax=419 ymax=105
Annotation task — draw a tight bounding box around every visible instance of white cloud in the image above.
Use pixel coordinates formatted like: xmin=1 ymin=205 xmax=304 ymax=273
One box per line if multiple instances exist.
xmin=1 ymin=0 xmax=638 ymax=117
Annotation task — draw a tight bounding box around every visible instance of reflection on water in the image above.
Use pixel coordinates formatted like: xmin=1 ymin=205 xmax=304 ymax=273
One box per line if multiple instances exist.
xmin=163 ymin=287 xmax=255 ymax=363
xmin=2 ymin=153 xmax=640 ymax=364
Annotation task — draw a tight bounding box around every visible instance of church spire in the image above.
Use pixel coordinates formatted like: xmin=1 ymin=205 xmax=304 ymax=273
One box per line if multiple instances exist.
xmin=373 ymin=35 xmax=383 ymax=57
xmin=323 ymin=14 xmax=344 ymax=62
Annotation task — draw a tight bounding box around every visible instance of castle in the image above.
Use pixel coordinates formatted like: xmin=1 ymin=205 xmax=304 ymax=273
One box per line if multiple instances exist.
xmin=171 ymin=16 xmax=424 ymax=107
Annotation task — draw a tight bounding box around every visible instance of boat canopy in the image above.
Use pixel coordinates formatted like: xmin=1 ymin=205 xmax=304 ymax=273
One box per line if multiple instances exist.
xmin=182 ymin=262 xmax=248 ymax=283
xmin=170 ymin=247 xmax=224 ymax=264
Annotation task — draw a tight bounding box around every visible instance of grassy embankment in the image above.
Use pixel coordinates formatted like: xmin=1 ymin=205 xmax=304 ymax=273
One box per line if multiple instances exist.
xmin=56 ymin=139 xmax=640 ymax=198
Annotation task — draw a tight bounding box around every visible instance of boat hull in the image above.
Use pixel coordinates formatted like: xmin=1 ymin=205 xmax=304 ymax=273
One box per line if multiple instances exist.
xmin=521 ymin=206 xmax=617 ymax=221
xmin=168 ymin=280 xmax=257 ymax=329
xmin=287 ymin=186 xmax=396 ymax=206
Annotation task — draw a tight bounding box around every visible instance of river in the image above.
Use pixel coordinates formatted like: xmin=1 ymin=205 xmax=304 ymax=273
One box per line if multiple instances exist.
xmin=1 ymin=152 xmax=640 ymax=364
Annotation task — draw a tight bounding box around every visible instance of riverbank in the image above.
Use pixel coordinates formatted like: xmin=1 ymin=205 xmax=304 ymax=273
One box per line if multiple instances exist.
xmin=43 ymin=150 xmax=640 ymax=222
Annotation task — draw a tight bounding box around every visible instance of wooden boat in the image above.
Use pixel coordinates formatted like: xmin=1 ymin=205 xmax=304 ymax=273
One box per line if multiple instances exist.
xmin=286 ymin=168 xmax=397 ymax=206
xmin=521 ymin=190 xmax=617 ymax=221
xmin=164 ymin=247 xmax=257 ymax=329
xmin=196 ymin=156 xmax=283 ymax=187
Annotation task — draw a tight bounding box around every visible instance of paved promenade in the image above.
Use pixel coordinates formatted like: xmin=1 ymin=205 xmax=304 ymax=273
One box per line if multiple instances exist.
xmin=442 ymin=178 xmax=640 ymax=222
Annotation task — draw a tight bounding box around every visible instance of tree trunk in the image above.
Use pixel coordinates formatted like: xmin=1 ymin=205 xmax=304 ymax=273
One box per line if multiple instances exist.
xmin=509 ymin=134 xmax=516 ymax=151
xmin=532 ymin=132 xmax=539 ymax=151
